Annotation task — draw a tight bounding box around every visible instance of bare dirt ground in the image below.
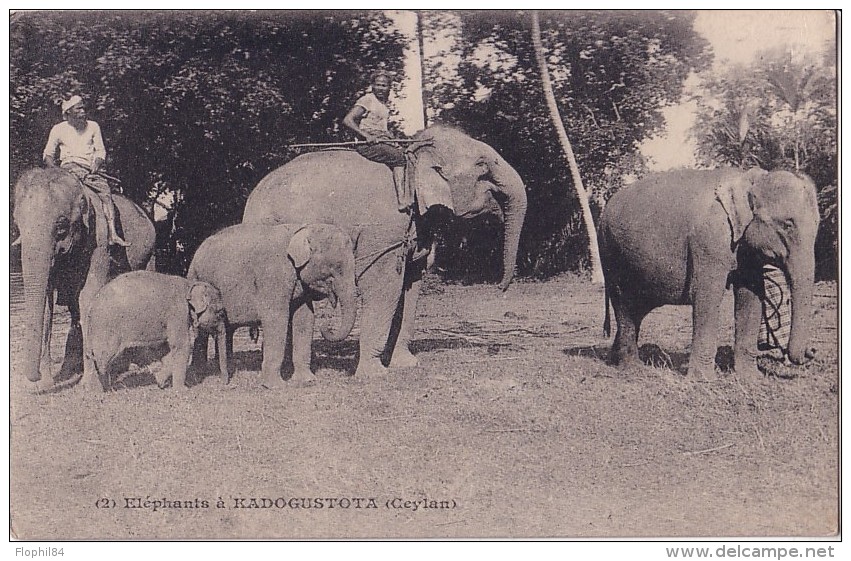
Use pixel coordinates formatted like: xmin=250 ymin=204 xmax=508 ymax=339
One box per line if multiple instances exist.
xmin=9 ymin=274 xmax=839 ymax=539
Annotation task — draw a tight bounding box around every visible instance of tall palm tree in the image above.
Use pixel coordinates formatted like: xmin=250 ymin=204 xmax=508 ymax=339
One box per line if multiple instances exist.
xmin=763 ymin=51 xmax=833 ymax=172
xmin=531 ymin=11 xmax=603 ymax=283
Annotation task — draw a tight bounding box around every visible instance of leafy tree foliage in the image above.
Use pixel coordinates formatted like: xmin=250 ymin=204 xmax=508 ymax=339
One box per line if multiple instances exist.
xmin=692 ymin=47 xmax=837 ymax=279
xmin=422 ymin=10 xmax=711 ymax=278
xmin=11 ymin=10 xmax=715 ymax=281
xmin=10 ymin=11 xmax=405 ymax=271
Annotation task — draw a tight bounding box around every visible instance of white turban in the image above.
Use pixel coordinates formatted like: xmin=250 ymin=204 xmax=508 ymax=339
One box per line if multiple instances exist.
xmin=61 ymin=95 xmax=83 ymax=113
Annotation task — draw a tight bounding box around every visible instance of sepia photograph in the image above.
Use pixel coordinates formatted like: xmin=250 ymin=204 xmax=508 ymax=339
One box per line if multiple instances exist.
xmin=7 ymin=8 xmax=839 ymax=542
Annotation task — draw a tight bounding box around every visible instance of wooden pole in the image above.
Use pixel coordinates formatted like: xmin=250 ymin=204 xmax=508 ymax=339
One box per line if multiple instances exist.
xmin=288 ymin=139 xmax=427 ymax=149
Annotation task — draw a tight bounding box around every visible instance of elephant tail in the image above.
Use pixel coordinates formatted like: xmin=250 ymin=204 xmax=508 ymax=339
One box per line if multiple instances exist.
xmin=603 ymin=285 xmax=612 ymax=338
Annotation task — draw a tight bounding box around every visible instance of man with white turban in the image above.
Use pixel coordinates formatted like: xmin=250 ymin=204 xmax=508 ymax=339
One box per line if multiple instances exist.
xmin=43 ymin=95 xmax=130 ymax=246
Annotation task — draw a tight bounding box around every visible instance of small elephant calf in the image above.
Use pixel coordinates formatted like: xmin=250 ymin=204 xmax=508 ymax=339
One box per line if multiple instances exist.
xmin=187 ymin=223 xmax=357 ymax=388
xmin=82 ymin=271 xmax=227 ymax=391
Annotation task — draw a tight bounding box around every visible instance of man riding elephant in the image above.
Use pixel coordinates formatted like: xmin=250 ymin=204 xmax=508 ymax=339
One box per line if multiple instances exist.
xmin=43 ymin=94 xmax=129 ymax=247
xmin=342 ymin=68 xmax=454 ymax=262
xmin=343 ymin=70 xmax=412 ymax=212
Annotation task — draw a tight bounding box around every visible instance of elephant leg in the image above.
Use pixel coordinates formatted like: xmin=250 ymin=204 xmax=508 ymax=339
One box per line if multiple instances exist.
xmin=609 ymin=290 xmax=645 ymax=366
xmin=166 ymin=323 xmax=192 ymax=391
xmin=82 ymin=342 xmax=97 ymax=389
xmin=355 ymin=253 xmax=403 ymax=378
xmin=82 ymin=333 xmax=108 ymax=392
xmin=259 ymin=314 xmax=290 ymax=389
xmin=226 ymin=326 xmax=236 ymax=362
xmin=151 ymin=346 xmax=172 ymax=389
xmin=77 ymin=248 xmax=110 ymax=387
xmin=733 ymin=272 xmax=764 ymax=378
xmin=59 ymin=297 xmax=84 ymax=382
xmin=689 ymin=279 xmax=727 ymax=378
xmin=389 ymin=263 xmax=422 ymax=369
xmin=159 ymin=350 xmax=175 ymax=389
xmin=191 ymin=331 xmax=210 ymax=371
xmin=290 ymin=301 xmax=317 ymax=385
xmin=82 ymin=352 xmax=106 ymax=391
xmin=214 ymin=324 xmax=229 ymax=385
xmin=79 ymin=334 xmax=99 ymax=392
xmin=74 ymin=295 xmax=101 ymax=392
xmin=90 ymin=346 xmax=119 ymax=391
xmin=171 ymin=345 xmax=192 ymax=391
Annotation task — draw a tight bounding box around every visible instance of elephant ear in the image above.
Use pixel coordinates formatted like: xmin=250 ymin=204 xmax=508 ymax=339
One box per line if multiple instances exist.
xmin=715 ymin=173 xmax=754 ymax=245
xmin=410 ymin=145 xmax=454 ymax=213
xmin=187 ymin=282 xmax=212 ymax=327
xmin=288 ymin=227 xmax=312 ymax=269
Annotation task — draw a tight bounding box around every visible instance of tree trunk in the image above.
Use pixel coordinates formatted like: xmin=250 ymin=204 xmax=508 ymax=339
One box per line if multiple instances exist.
xmin=794 ymin=133 xmax=801 ymax=172
xmin=416 ymin=10 xmax=429 ymax=129
xmin=531 ymin=11 xmax=604 ymax=284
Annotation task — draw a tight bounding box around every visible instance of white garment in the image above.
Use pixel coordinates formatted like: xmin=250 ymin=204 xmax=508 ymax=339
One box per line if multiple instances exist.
xmin=43 ymin=120 xmax=106 ymax=169
xmin=354 ymin=93 xmax=390 ymax=137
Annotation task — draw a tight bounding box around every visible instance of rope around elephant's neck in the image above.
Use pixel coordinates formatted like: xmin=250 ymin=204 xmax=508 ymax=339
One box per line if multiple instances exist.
xmin=353 ymin=211 xmax=417 ymax=280
xmin=354 ymin=241 xmax=404 ymax=281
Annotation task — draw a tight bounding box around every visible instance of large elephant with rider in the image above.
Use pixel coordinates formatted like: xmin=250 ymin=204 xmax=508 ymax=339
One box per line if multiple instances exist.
xmin=13 ymin=167 xmax=156 ymax=387
xmin=242 ymin=125 xmax=528 ymax=378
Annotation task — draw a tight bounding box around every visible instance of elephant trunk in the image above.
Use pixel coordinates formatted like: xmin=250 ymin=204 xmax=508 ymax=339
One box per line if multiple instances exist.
xmin=491 ymin=161 xmax=528 ymax=291
xmin=20 ymin=236 xmax=54 ymax=382
xmin=785 ymin=249 xmax=817 ymax=365
xmin=319 ymin=277 xmax=357 ymax=342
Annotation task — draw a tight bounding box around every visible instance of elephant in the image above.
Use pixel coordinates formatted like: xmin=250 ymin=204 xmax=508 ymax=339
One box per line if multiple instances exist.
xmin=599 ymin=167 xmax=820 ymax=377
xmin=242 ymin=124 xmax=528 ymax=378
xmin=186 ymin=223 xmax=357 ymax=387
xmin=12 ymin=167 xmax=156 ymax=387
xmin=82 ymin=271 xmax=227 ymax=391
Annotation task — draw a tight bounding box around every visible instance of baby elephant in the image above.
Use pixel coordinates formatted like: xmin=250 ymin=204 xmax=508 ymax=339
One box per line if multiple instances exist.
xmin=187 ymin=223 xmax=357 ymax=388
xmin=82 ymin=271 xmax=227 ymax=391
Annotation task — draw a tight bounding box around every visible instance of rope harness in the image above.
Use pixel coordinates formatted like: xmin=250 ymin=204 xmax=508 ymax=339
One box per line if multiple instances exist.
xmin=353 ymin=213 xmax=417 ymax=281
xmin=354 ymin=240 xmax=405 ymax=281
xmin=759 ymin=265 xmax=791 ymax=355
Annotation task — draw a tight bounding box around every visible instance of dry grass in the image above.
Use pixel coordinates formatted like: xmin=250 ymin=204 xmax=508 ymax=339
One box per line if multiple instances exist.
xmin=9 ymin=275 xmax=838 ymax=539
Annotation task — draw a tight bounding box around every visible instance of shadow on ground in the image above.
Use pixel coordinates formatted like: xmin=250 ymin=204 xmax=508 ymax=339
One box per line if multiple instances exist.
xmin=411 ymin=337 xmax=490 ymax=354
xmin=109 ymin=344 xmax=170 ymax=390
xmin=562 ymin=343 xmax=739 ymax=376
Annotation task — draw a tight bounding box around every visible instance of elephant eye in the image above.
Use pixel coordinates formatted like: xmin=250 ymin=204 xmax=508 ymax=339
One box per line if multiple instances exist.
xmin=781 ymin=218 xmax=796 ymax=231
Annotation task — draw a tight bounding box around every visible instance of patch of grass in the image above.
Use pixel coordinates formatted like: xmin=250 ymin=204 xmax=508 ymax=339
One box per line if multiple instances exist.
xmin=9 ymin=278 xmax=838 ymax=539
